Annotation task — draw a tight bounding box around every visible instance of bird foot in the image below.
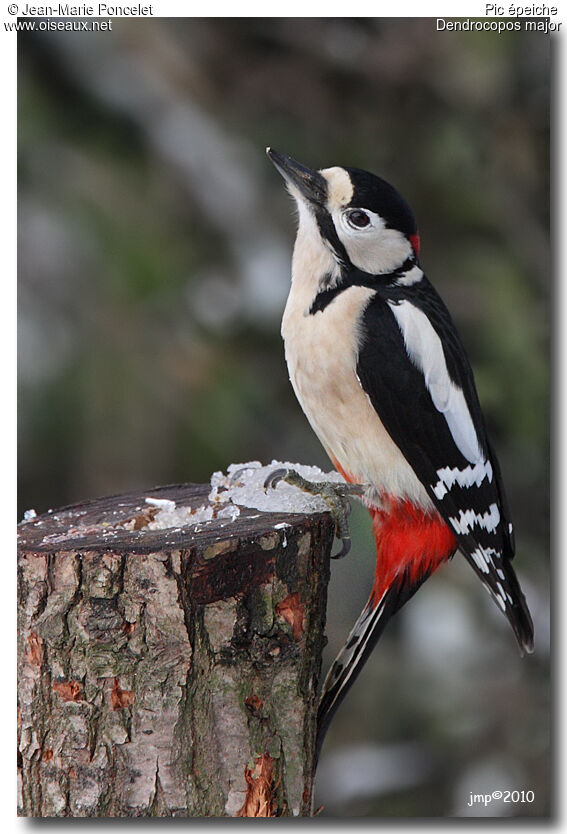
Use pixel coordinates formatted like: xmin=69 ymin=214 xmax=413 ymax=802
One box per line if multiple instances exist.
xmin=263 ymin=467 xmax=365 ymax=559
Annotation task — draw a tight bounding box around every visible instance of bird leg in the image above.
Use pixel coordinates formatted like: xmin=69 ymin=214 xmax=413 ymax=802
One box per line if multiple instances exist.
xmin=263 ymin=467 xmax=365 ymax=559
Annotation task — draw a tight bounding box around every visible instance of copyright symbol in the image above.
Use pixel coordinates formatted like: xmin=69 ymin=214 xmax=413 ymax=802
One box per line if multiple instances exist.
xmin=492 ymin=790 xmax=502 ymax=800
xmin=8 ymin=4 xmax=18 ymax=13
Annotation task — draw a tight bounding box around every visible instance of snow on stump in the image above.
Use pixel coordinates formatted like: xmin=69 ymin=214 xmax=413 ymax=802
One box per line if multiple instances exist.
xmin=17 ymin=462 xmax=341 ymax=817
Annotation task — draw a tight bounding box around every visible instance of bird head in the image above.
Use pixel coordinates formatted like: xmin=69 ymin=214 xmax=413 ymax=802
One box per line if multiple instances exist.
xmin=267 ymin=148 xmax=420 ymax=276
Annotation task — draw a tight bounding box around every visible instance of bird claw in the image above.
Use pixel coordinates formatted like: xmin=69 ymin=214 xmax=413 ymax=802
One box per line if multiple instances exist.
xmin=263 ymin=466 xmax=364 ymax=559
xmin=229 ymin=465 xmax=259 ymax=486
xmin=331 ymin=536 xmax=352 ymax=560
xmin=263 ymin=467 xmax=290 ymax=491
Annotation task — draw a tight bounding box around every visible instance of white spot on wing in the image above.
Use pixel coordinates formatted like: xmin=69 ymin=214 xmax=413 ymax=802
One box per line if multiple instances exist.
xmin=432 ymin=460 xmax=493 ymax=499
xmin=492 ymin=590 xmax=507 ymax=611
xmin=470 ymin=547 xmax=490 ymax=573
xmin=389 ymin=300 xmax=482 ymax=463
xmin=433 ymin=483 xmax=447 ymax=500
xmin=469 ymin=544 xmax=508 ymax=597
xmin=468 ymin=546 xmax=513 ymax=612
xmin=450 ymin=503 xmax=500 ymax=535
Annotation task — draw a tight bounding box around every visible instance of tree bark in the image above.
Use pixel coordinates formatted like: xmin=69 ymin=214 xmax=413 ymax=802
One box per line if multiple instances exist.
xmin=17 ymin=482 xmax=334 ymax=817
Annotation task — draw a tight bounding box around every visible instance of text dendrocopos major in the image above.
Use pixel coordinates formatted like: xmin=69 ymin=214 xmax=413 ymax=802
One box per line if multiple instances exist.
xmin=266 ymin=148 xmax=534 ymax=760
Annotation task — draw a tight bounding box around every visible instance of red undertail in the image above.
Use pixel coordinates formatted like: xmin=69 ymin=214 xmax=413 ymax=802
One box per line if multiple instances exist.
xmin=368 ymin=499 xmax=457 ymax=607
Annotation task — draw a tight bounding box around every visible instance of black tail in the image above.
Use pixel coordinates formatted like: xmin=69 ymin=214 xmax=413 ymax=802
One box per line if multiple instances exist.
xmin=460 ymin=540 xmax=534 ymax=655
xmin=503 ymin=566 xmax=534 ymax=654
xmin=315 ymin=571 xmax=428 ymax=765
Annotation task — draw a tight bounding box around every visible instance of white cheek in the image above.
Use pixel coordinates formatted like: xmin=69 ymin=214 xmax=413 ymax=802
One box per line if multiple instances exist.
xmin=335 ymin=213 xmax=412 ymax=273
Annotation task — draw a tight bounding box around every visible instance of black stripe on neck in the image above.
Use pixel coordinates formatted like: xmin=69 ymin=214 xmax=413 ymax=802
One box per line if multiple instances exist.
xmin=309 ymin=256 xmax=418 ymax=315
xmin=309 ymin=283 xmax=344 ymax=314
xmin=315 ymin=208 xmax=349 ymax=266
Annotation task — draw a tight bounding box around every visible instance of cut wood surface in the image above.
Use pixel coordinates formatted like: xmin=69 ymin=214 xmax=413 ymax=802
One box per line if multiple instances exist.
xmin=17 ymin=482 xmax=335 ymax=817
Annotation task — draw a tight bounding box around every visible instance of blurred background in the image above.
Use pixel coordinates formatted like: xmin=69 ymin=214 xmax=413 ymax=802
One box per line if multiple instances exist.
xmin=17 ymin=18 xmax=549 ymax=817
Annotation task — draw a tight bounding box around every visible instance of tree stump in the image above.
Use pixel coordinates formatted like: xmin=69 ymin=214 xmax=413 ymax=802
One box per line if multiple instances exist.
xmin=17 ymin=482 xmax=335 ymax=817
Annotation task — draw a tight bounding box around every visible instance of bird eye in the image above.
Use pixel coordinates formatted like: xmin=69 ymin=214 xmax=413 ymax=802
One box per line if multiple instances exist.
xmin=346 ymin=210 xmax=370 ymax=229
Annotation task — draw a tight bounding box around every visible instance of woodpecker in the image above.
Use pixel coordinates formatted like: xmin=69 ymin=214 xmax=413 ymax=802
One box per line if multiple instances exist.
xmin=266 ymin=148 xmax=534 ymax=759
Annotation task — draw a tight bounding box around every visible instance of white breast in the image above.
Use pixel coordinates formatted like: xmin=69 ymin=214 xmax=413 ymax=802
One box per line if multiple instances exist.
xmin=281 ymin=217 xmax=433 ymax=510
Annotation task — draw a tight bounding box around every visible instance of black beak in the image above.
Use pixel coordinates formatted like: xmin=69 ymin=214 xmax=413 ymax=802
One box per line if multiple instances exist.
xmin=267 ymin=148 xmax=327 ymax=206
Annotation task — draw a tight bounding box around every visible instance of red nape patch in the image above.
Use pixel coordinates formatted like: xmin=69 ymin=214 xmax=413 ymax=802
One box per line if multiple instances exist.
xmin=369 ymin=498 xmax=457 ymax=608
xmin=409 ymin=233 xmax=421 ymax=257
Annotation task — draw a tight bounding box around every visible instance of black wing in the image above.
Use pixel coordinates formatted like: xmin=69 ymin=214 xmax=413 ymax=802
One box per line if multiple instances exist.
xmin=356 ymin=280 xmax=533 ymax=652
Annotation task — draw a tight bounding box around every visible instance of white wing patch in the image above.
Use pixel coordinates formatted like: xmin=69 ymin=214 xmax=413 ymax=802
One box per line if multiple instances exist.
xmin=389 ymin=300 xmax=482 ymax=463
xmin=450 ymin=503 xmax=500 ymax=536
xmin=468 ymin=546 xmax=513 ymax=609
xmin=432 ymin=460 xmax=493 ymax=500
xmin=469 ymin=546 xmax=494 ymax=574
